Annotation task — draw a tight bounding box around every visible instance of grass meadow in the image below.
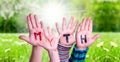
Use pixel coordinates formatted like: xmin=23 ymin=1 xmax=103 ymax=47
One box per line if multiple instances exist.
xmin=0 ymin=32 xmax=120 ymax=62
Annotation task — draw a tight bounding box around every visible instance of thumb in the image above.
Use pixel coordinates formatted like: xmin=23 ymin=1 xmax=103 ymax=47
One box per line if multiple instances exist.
xmin=19 ymin=35 xmax=29 ymax=43
xmin=92 ymin=34 xmax=101 ymax=42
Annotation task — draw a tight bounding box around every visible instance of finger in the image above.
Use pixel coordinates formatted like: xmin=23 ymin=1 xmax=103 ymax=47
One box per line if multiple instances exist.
xmin=40 ymin=21 xmax=44 ymax=29
xmin=77 ymin=23 xmax=82 ymax=32
xmin=92 ymin=34 xmax=101 ymax=42
xmin=62 ymin=17 xmax=66 ymax=30
xmin=40 ymin=21 xmax=44 ymax=33
xmin=27 ymin=15 xmax=33 ymax=30
xmin=29 ymin=14 xmax=37 ymax=29
xmin=56 ymin=23 xmax=61 ymax=34
xmin=88 ymin=18 xmax=93 ymax=32
xmin=19 ymin=35 xmax=29 ymax=43
xmin=68 ymin=16 xmax=74 ymax=29
xmin=34 ymin=15 xmax=40 ymax=28
xmin=71 ymin=19 xmax=78 ymax=33
xmin=85 ymin=17 xmax=90 ymax=30
xmin=81 ymin=18 xmax=86 ymax=30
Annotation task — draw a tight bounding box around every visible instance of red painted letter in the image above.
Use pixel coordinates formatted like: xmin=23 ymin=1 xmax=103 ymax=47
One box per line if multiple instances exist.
xmin=34 ymin=32 xmax=42 ymax=41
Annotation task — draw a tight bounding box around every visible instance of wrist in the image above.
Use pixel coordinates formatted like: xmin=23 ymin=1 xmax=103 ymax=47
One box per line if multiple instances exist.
xmin=76 ymin=44 xmax=87 ymax=50
xmin=32 ymin=46 xmax=42 ymax=50
xmin=48 ymin=50 xmax=60 ymax=62
xmin=47 ymin=47 xmax=58 ymax=52
xmin=58 ymin=43 xmax=72 ymax=47
xmin=48 ymin=49 xmax=59 ymax=56
xmin=75 ymin=45 xmax=89 ymax=52
xmin=31 ymin=46 xmax=43 ymax=55
xmin=48 ymin=49 xmax=58 ymax=53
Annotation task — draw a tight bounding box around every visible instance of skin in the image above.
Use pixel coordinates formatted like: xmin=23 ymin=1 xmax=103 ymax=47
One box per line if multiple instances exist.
xmin=76 ymin=17 xmax=101 ymax=50
xmin=41 ymin=27 xmax=61 ymax=62
xmin=19 ymin=14 xmax=44 ymax=62
xmin=19 ymin=14 xmax=61 ymax=62
xmin=19 ymin=14 xmax=100 ymax=62
xmin=56 ymin=16 xmax=78 ymax=46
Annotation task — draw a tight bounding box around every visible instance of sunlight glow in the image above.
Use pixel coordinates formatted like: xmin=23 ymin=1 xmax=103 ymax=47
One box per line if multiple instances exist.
xmin=41 ymin=2 xmax=66 ymax=22
xmin=41 ymin=3 xmax=65 ymax=22
xmin=31 ymin=1 xmax=67 ymax=28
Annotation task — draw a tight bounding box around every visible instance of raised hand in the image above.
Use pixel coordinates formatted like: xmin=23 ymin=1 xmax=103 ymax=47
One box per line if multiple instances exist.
xmin=39 ymin=27 xmax=61 ymax=62
xmin=40 ymin=27 xmax=61 ymax=51
xmin=19 ymin=14 xmax=44 ymax=46
xmin=76 ymin=17 xmax=100 ymax=50
xmin=56 ymin=16 xmax=78 ymax=46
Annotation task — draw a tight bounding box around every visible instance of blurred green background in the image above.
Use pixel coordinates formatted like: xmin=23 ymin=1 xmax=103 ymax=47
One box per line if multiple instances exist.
xmin=0 ymin=0 xmax=120 ymax=32
xmin=0 ymin=0 xmax=120 ymax=62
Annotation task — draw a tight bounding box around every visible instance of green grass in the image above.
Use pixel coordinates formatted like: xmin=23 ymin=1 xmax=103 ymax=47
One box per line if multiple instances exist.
xmin=0 ymin=33 xmax=120 ymax=62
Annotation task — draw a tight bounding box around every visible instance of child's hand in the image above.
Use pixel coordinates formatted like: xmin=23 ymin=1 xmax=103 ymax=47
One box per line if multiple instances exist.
xmin=19 ymin=14 xmax=44 ymax=46
xmin=39 ymin=27 xmax=60 ymax=62
xmin=56 ymin=16 xmax=78 ymax=46
xmin=19 ymin=14 xmax=44 ymax=62
xmin=76 ymin=17 xmax=100 ymax=50
xmin=40 ymin=27 xmax=61 ymax=51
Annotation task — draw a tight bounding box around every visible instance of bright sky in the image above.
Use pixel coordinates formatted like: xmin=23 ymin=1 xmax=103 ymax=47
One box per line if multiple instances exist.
xmin=30 ymin=0 xmax=74 ymax=30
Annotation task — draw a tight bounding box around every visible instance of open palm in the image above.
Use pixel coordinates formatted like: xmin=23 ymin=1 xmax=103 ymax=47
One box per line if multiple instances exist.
xmin=40 ymin=27 xmax=61 ymax=51
xmin=56 ymin=17 xmax=78 ymax=46
xmin=19 ymin=14 xmax=44 ymax=46
xmin=76 ymin=17 xmax=100 ymax=50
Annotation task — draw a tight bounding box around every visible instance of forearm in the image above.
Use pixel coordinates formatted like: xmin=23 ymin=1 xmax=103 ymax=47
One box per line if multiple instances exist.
xmin=29 ymin=46 xmax=42 ymax=62
xmin=48 ymin=50 xmax=60 ymax=62
xmin=58 ymin=44 xmax=71 ymax=62
xmin=69 ymin=45 xmax=88 ymax=62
